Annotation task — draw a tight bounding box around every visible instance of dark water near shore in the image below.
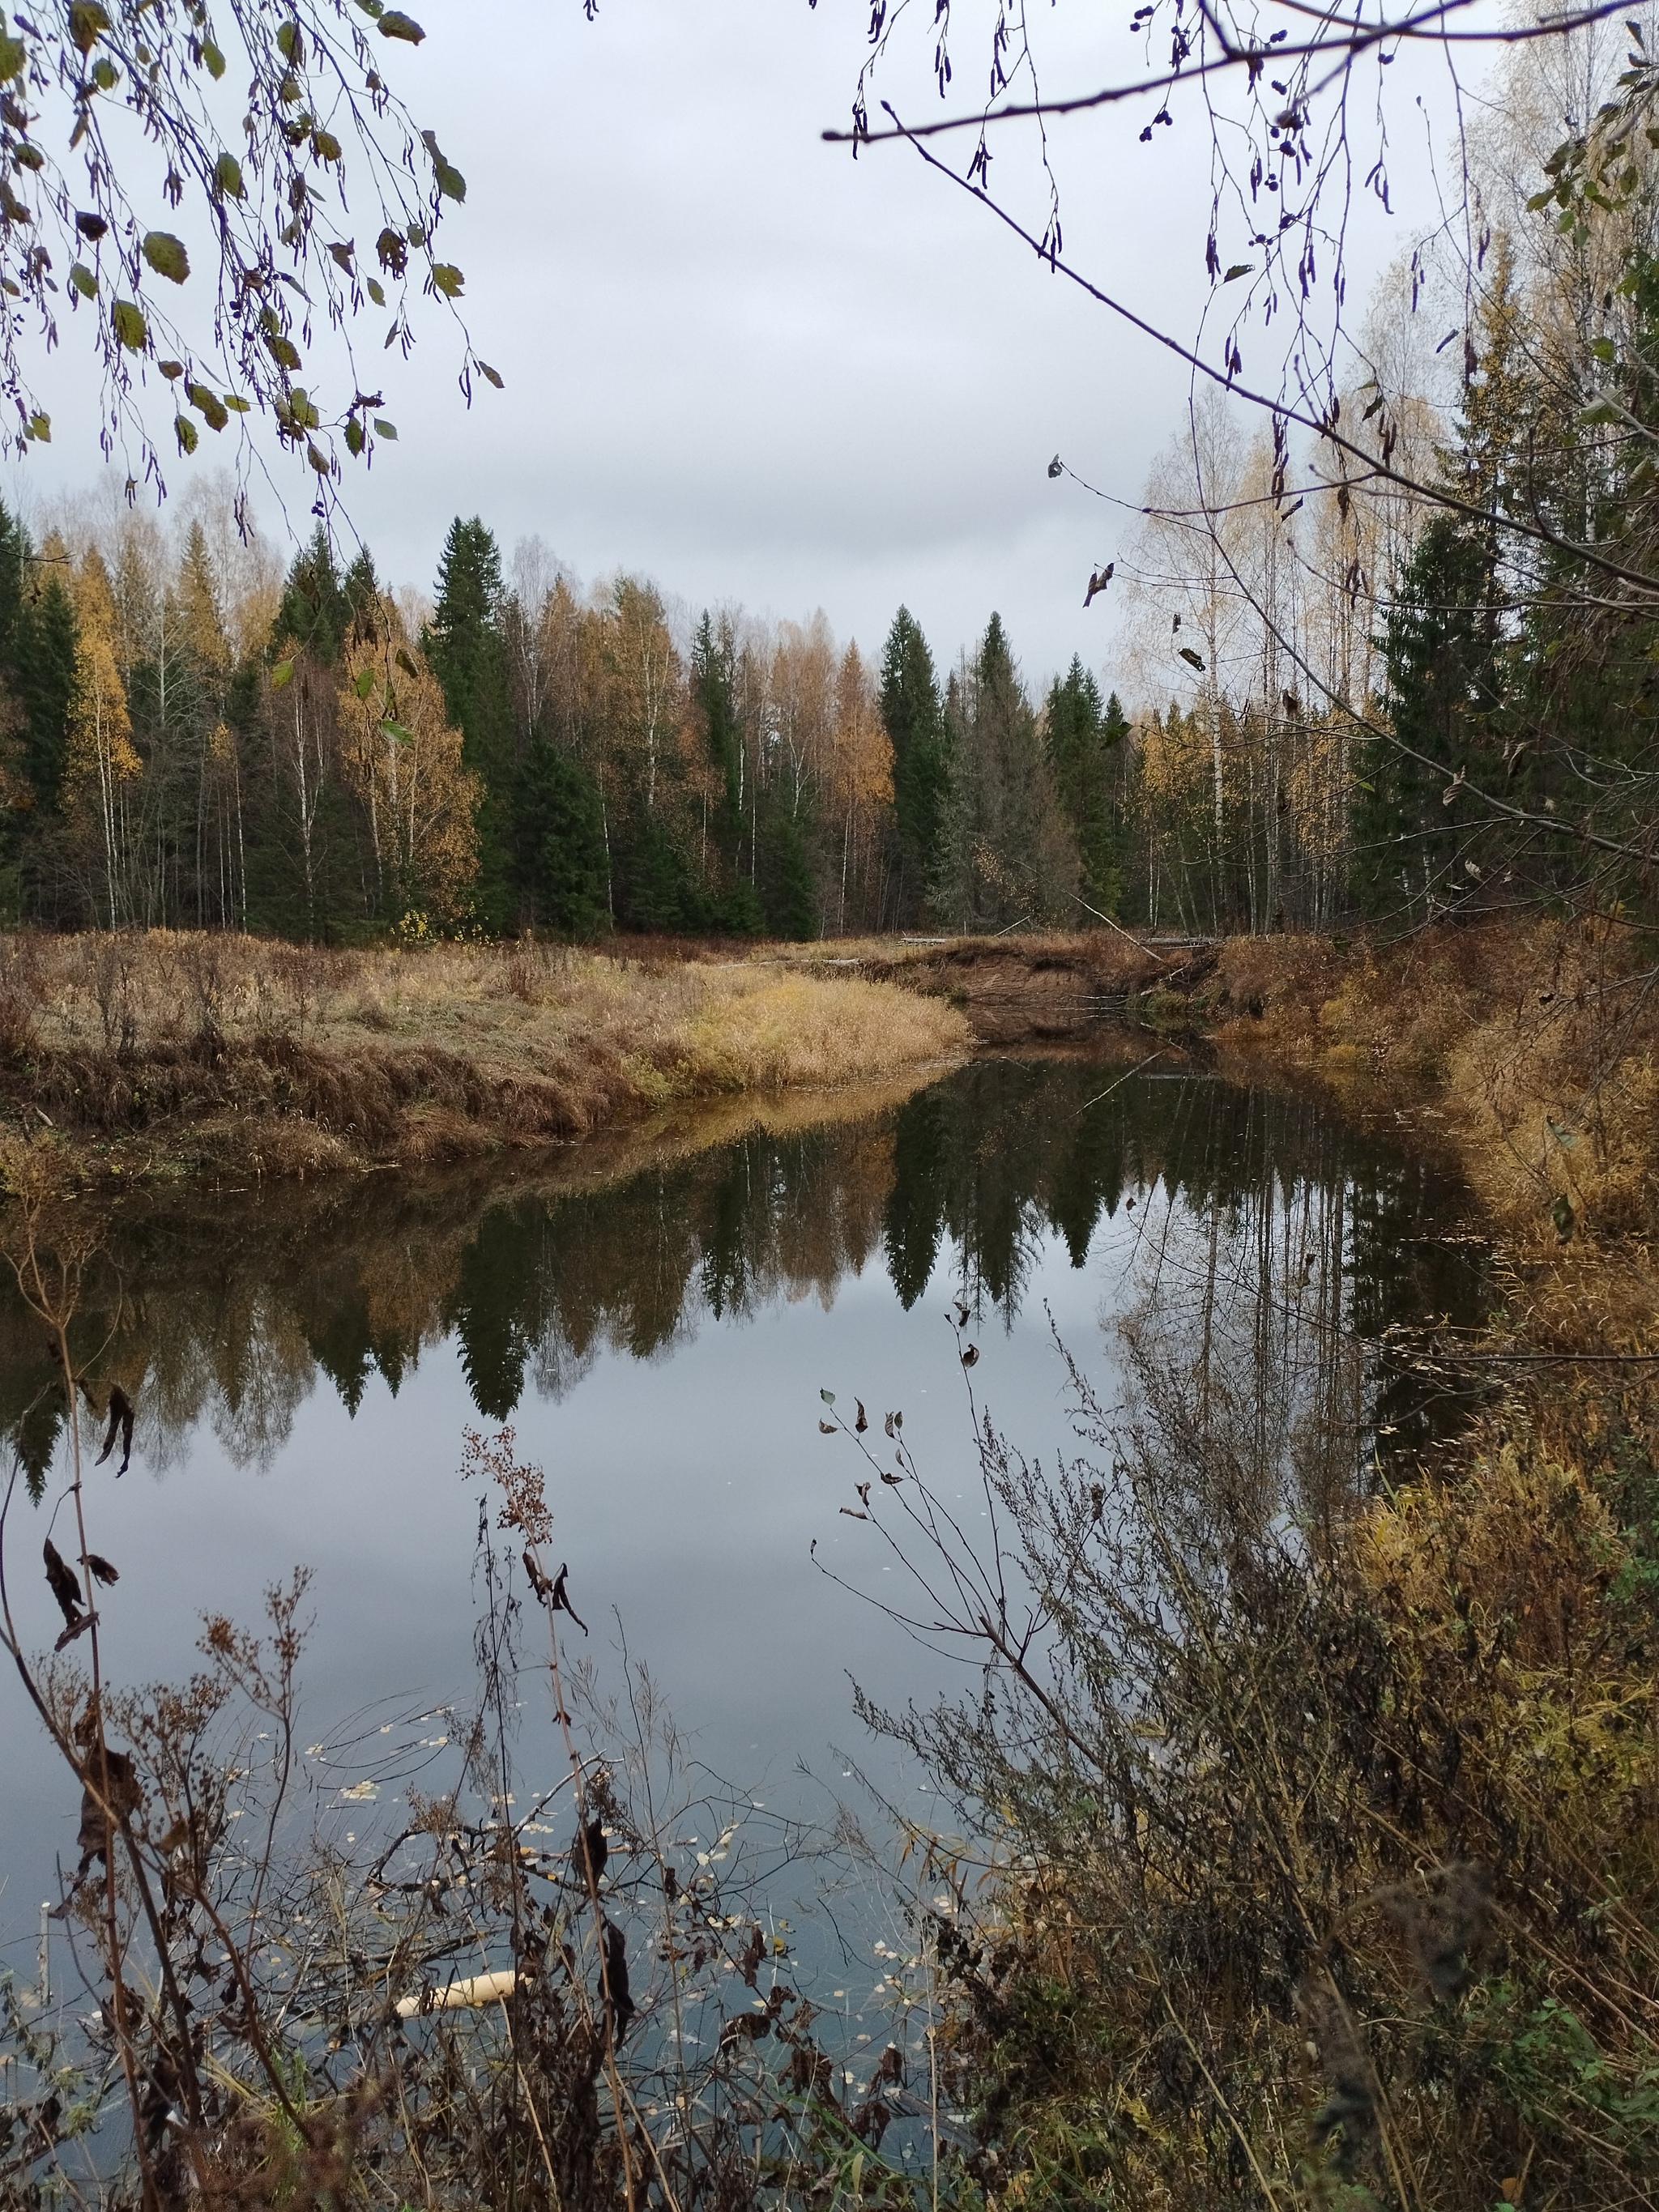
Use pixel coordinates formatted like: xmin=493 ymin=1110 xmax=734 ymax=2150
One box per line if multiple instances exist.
xmin=0 ymin=1051 xmax=1486 ymax=1975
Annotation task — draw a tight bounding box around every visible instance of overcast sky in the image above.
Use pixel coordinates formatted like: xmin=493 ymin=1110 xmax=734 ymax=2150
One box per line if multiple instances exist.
xmin=9 ymin=1 xmax=1477 ymax=691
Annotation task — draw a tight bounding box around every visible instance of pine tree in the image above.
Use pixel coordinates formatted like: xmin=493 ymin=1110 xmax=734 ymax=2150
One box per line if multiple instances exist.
xmin=880 ymin=607 xmax=949 ymax=923
xmin=427 ymin=517 xmax=514 ymax=929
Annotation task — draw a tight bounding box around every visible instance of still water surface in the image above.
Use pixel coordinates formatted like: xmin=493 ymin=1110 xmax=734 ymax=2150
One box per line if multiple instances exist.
xmin=0 ymin=1052 xmax=1486 ymax=1966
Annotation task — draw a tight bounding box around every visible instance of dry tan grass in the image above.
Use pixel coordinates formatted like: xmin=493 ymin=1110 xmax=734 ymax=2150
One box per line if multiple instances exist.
xmin=0 ymin=931 xmax=969 ymax=1181
xmin=1208 ymin=918 xmax=1659 ymax=1351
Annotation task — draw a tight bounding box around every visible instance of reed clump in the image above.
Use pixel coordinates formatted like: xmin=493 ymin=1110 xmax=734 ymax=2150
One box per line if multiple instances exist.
xmin=0 ymin=931 xmax=969 ymax=1180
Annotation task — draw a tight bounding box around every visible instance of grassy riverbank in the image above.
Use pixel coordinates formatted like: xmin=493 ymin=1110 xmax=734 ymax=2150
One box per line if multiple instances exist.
xmin=1205 ymin=919 xmax=1658 ymax=1328
xmin=0 ymin=931 xmax=970 ymax=1181
xmin=910 ymin=917 xmax=1659 ymax=2210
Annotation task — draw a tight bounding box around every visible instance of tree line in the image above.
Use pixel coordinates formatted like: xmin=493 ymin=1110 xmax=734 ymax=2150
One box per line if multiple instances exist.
xmin=0 ymin=491 xmax=1145 ymax=940
xmin=14 ymin=16 xmax=1658 ymax=968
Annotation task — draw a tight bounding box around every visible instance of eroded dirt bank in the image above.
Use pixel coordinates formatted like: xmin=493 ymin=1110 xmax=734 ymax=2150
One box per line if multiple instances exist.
xmin=801 ymin=930 xmax=1218 ymax=1043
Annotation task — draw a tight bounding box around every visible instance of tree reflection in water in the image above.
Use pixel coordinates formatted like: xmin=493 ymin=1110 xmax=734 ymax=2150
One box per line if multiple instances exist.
xmin=0 ymin=1056 xmax=1485 ymax=1499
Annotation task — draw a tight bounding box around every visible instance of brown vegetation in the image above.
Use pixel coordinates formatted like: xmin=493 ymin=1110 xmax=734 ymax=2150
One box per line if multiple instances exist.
xmin=1205 ymin=918 xmax=1659 ymax=1349
xmin=799 ymin=930 xmax=1215 ymax=1044
xmin=0 ymin=931 xmax=970 ymax=1182
xmin=812 ymin=915 xmax=1659 ymax=2210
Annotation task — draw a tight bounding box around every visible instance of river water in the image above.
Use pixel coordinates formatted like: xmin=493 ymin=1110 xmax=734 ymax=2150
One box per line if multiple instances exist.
xmin=0 ymin=1050 xmax=1486 ymax=1984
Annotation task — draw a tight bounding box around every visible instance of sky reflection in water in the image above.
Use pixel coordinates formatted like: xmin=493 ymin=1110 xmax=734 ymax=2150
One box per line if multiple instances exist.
xmin=0 ymin=1056 xmax=1485 ymax=1957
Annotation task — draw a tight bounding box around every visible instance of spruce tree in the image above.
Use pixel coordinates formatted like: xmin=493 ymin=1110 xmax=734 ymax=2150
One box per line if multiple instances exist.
xmin=0 ymin=501 xmax=28 ymax=691
xmin=274 ymin=527 xmax=348 ymax=662
xmin=18 ymin=569 xmax=76 ymax=817
xmin=1354 ymin=516 xmax=1504 ymax=923
xmin=0 ymin=506 xmax=78 ymax=915
xmin=692 ymin=612 xmax=741 ymax=833
xmin=940 ymin=615 xmax=1078 ymax=929
xmin=0 ymin=504 xmax=76 ymax=815
xmin=516 ymin=739 xmax=609 ymax=939
xmin=691 ymin=609 xmax=766 ymax=932
xmin=428 ymin=517 xmax=515 ymax=930
xmin=341 ymin=548 xmax=381 ymax=646
xmin=618 ymin=811 xmax=708 ymax=934
xmin=1045 ymin=656 xmax=1126 ymax=916
xmin=879 ymin=606 xmax=949 ymax=924
xmin=758 ymin=802 xmax=819 ymax=940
